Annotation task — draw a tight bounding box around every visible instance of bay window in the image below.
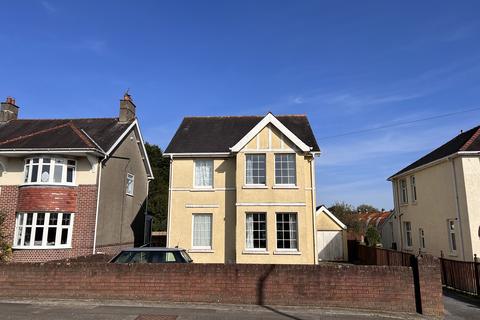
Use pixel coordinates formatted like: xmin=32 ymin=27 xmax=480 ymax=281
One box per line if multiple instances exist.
xmin=14 ymin=212 xmax=74 ymax=248
xmin=24 ymin=157 xmax=76 ymax=185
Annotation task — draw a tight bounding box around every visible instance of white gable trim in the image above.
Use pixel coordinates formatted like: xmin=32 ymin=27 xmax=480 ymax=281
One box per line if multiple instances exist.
xmin=105 ymin=119 xmax=154 ymax=180
xmin=316 ymin=205 xmax=347 ymax=230
xmin=230 ymin=113 xmax=312 ymax=153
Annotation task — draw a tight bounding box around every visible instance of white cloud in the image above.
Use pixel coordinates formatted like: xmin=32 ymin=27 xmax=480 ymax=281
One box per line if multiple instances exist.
xmin=40 ymin=1 xmax=56 ymax=14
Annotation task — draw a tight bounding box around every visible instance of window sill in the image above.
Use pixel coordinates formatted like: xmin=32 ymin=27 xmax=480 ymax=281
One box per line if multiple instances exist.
xmin=242 ymin=185 xmax=268 ymax=189
xmin=273 ymin=250 xmax=301 ymax=255
xmin=399 ymin=203 xmax=409 ymax=207
xmin=12 ymin=246 xmax=72 ymax=250
xmin=188 ymin=249 xmax=214 ymax=253
xmin=448 ymin=252 xmax=458 ymax=257
xmin=190 ymin=188 xmax=215 ymax=192
xmin=126 ymin=193 xmax=134 ymax=197
xmin=272 ymin=185 xmax=298 ymax=189
xmin=404 ymin=247 xmax=413 ymax=251
xmin=20 ymin=183 xmax=77 ymax=188
xmin=242 ymin=250 xmax=269 ymax=255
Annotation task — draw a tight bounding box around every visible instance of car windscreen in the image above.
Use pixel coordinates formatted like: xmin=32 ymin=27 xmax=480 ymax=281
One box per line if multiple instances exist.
xmin=112 ymin=250 xmax=187 ymax=263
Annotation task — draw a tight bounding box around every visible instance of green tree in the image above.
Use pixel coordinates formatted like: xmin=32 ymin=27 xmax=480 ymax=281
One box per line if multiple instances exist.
xmin=328 ymin=201 xmax=365 ymax=234
xmin=145 ymin=143 xmax=170 ymax=231
xmin=356 ymin=204 xmax=379 ymax=213
xmin=365 ymin=226 xmax=381 ymax=247
xmin=0 ymin=211 xmax=11 ymax=261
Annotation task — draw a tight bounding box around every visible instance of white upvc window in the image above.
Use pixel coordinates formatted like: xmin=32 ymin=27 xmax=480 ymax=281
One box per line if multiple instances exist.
xmin=403 ymin=221 xmax=412 ymax=248
xmin=276 ymin=212 xmax=298 ymax=250
xmin=447 ymin=219 xmax=457 ymax=254
xmin=192 ymin=214 xmax=212 ymax=249
xmin=126 ymin=173 xmax=135 ymax=195
xmin=410 ymin=176 xmax=417 ymax=202
xmin=194 ymin=160 xmax=213 ymax=188
xmin=274 ymin=154 xmax=296 ymax=185
xmin=399 ymin=179 xmax=408 ymax=204
xmin=24 ymin=157 xmax=76 ymax=185
xmin=14 ymin=212 xmax=74 ymax=249
xmin=245 ymin=212 xmax=267 ymax=250
xmin=245 ymin=154 xmax=266 ymax=185
xmin=419 ymin=228 xmax=426 ymax=251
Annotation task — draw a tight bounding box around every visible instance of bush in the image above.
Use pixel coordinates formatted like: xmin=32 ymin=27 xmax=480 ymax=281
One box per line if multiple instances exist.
xmin=0 ymin=211 xmax=11 ymax=262
xmin=365 ymin=226 xmax=381 ymax=247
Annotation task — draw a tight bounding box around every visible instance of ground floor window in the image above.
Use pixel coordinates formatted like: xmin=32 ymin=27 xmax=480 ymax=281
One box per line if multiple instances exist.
xmin=246 ymin=213 xmax=266 ymax=250
xmin=192 ymin=214 xmax=212 ymax=249
xmin=276 ymin=212 xmax=298 ymax=250
xmin=14 ymin=212 xmax=74 ymax=248
xmin=419 ymin=228 xmax=426 ymax=250
xmin=403 ymin=221 xmax=412 ymax=248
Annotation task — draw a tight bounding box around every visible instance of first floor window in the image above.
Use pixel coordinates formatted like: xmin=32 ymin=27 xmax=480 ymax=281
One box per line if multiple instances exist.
xmin=126 ymin=173 xmax=135 ymax=195
xmin=276 ymin=213 xmax=298 ymax=250
xmin=275 ymin=154 xmax=296 ymax=185
xmin=246 ymin=213 xmax=266 ymax=250
xmin=194 ymin=160 xmax=213 ymax=188
xmin=14 ymin=212 xmax=74 ymax=248
xmin=448 ymin=220 xmax=457 ymax=253
xmin=410 ymin=176 xmax=417 ymax=202
xmin=246 ymin=154 xmax=266 ymax=185
xmin=192 ymin=214 xmax=212 ymax=249
xmin=399 ymin=179 xmax=408 ymax=204
xmin=403 ymin=221 xmax=412 ymax=248
xmin=419 ymin=228 xmax=425 ymax=250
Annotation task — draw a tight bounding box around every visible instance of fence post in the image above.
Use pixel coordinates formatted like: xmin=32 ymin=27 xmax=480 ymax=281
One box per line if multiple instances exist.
xmin=475 ymin=254 xmax=480 ymax=296
xmin=440 ymin=251 xmax=446 ymax=285
xmin=410 ymin=255 xmax=422 ymax=314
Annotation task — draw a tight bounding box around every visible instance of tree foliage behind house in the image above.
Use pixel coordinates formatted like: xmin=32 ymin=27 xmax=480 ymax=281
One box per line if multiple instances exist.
xmin=145 ymin=143 xmax=170 ymax=231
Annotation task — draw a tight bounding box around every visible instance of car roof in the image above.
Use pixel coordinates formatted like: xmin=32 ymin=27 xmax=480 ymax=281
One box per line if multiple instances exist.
xmin=119 ymin=247 xmax=186 ymax=252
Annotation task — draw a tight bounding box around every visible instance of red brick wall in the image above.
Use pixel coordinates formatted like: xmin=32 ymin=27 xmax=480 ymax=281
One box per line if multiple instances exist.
xmin=418 ymin=255 xmax=444 ymax=317
xmin=17 ymin=186 xmax=77 ymax=212
xmin=0 ymin=185 xmax=19 ymax=242
xmin=0 ymin=263 xmax=419 ymax=314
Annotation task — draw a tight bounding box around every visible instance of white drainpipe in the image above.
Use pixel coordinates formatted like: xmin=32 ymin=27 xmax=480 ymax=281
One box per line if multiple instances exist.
xmin=92 ymin=157 xmax=104 ymax=254
xmin=166 ymin=155 xmax=173 ymax=247
xmin=310 ymin=154 xmax=318 ymax=264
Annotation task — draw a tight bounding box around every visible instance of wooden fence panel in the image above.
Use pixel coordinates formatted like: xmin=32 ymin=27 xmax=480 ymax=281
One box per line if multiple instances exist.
xmin=440 ymin=256 xmax=480 ymax=296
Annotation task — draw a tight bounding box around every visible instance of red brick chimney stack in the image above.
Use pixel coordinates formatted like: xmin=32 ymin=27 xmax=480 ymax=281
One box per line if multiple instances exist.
xmin=0 ymin=96 xmax=19 ymax=122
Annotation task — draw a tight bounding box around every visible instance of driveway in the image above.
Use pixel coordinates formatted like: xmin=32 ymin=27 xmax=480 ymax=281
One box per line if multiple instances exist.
xmin=0 ymin=299 xmax=424 ymax=320
xmin=444 ymin=289 xmax=480 ymax=319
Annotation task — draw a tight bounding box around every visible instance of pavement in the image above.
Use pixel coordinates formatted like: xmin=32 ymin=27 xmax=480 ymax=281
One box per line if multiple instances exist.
xmin=444 ymin=289 xmax=480 ymax=320
xmin=0 ymin=299 xmax=425 ymax=320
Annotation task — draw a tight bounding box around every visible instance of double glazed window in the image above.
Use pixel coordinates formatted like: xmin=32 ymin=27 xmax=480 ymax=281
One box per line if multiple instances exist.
xmin=410 ymin=176 xmax=417 ymax=202
xmin=419 ymin=228 xmax=426 ymax=250
xmin=399 ymin=179 xmax=408 ymax=204
xmin=245 ymin=213 xmax=267 ymax=250
xmin=275 ymin=154 xmax=296 ymax=185
xmin=14 ymin=212 xmax=74 ymax=248
xmin=246 ymin=155 xmax=266 ymax=185
xmin=192 ymin=214 xmax=212 ymax=249
xmin=403 ymin=221 xmax=412 ymax=248
xmin=194 ymin=160 xmax=213 ymax=188
xmin=448 ymin=220 xmax=457 ymax=253
xmin=24 ymin=157 xmax=76 ymax=185
xmin=126 ymin=173 xmax=135 ymax=195
xmin=276 ymin=213 xmax=298 ymax=250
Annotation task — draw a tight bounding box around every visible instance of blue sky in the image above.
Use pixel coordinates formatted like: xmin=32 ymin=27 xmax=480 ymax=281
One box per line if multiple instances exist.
xmin=2 ymin=1 xmax=480 ymax=209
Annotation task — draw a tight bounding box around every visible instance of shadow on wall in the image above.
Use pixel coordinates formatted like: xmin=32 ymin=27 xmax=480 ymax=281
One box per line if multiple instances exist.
xmin=131 ymin=199 xmax=147 ymax=247
xmin=256 ymin=265 xmax=305 ymax=320
xmin=216 ymin=160 xmax=236 ymax=263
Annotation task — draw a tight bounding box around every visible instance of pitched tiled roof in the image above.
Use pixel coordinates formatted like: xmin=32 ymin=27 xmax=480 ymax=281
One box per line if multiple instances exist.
xmin=352 ymin=212 xmax=393 ymax=229
xmin=0 ymin=118 xmax=132 ymax=151
xmin=391 ymin=125 xmax=480 ymax=178
xmin=164 ymin=115 xmax=320 ymax=153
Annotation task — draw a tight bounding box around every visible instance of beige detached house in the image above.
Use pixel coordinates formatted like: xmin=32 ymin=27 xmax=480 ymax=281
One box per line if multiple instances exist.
xmin=389 ymin=125 xmax=480 ymax=261
xmin=164 ymin=113 xmax=320 ymax=264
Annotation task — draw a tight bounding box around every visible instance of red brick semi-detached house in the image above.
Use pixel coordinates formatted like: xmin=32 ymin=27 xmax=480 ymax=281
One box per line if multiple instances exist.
xmin=0 ymin=94 xmax=153 ymax=262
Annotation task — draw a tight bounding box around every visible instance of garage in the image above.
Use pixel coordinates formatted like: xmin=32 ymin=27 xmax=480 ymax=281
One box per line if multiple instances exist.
xmin=315 ymin=205 xmax=348 ymax=261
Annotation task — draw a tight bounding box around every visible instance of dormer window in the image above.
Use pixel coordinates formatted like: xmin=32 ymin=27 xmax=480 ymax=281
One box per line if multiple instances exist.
xmin=24 ymin=157 xmax=76 ymax=185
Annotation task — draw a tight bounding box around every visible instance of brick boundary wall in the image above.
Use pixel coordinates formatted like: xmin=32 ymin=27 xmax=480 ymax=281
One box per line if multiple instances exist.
xmin=0 ymin=260 xmax=443 ymax=316
xmin=417 ymin=255 xmax=444 ymax=316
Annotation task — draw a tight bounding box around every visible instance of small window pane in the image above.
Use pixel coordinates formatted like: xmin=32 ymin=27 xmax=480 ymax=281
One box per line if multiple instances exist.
xmin=49 ymin=213 xmax=58 ymax=225
xmin=47 ymin=228 xmax=56 ymax=246
xmin=24 ymin=227 xmax=32 ymax=246
xmin=66 ymin=167 xmax=74 ymax=183
xmin=24 ymin=165 xmax=30 ymax=183
xmin=126 ymin=174 xmax=134 ymax=195
xmin=54 ymin=165 xmax=63 ymax=183
xmin=62 ymin=213 xmax=71 ymax=225
xmin=60 ymin=229 xmax=69 ymax=244
xmin=34 ymin=227 xmax=44 ymax=245
xmin=36 ymin=213 xmax=45 ymax=225
xmin=31 ymin=165 xmax=38 ymax=182
xmin=26 ymin=213 xmax=33 ymax=225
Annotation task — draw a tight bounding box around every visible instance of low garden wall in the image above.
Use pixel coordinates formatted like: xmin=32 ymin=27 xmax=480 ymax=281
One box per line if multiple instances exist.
xmin=0 ymin=259 xmax=443 ymax=316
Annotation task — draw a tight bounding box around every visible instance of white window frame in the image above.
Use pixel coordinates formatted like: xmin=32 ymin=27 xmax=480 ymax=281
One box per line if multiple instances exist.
xmin=410 ymin=175 xmax=417 ymax=203
xmin=245 ymin=212 xmax=267 ymax=251
xmin=13 ymin=212 xmax=74 ymax=249
xmin=403 ymin=221 xmax=412 ymax=249
xmin=193 ymin=159 xmax=214 ymax=189
xmin=192 ymin=214 xmax=212 ymax=250
xmin=275 ymin=212 xmax=298 ymax=251
xmin=447 ymin=219 xmax=457 ymax=255
xmin=245 ymin=154 xmax=266 ymax=186
xmin=126 ymin=173 xmax=135 ymax=196
xmin=399 ymin=179 xmax=408 ymax=204
xmin=419 ymin=227 xmax=425 ymax=251
xmin=23 ymin=157 xmax=77 ymax=186
xmin=274 ymin=153 xmax=297 ymax=186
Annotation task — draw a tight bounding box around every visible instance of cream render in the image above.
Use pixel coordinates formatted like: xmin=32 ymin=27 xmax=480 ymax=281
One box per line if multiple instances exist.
xmin=390 ymin=155 xmax=480 ymax=262
xmin=166 ymin=114 xmax=320 ymax=264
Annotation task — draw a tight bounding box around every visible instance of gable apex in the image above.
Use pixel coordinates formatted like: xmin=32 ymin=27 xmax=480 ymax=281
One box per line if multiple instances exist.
xmin=230 ymin=113 xmax=312 ymax=153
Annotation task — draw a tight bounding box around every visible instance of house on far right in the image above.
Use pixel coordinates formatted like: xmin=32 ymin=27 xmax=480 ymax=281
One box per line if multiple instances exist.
xmin=388 ymin=126 xmax=480 ymax=262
